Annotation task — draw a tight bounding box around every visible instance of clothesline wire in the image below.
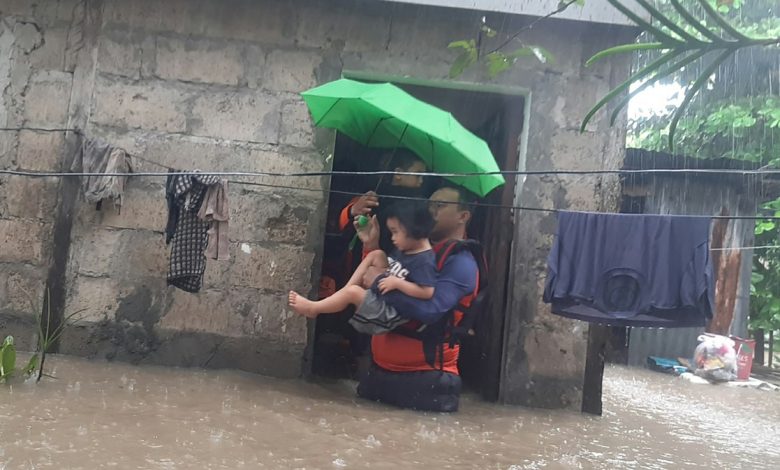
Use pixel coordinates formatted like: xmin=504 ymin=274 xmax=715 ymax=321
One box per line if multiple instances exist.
xmin=3 ymin=165 xmax=780 ymax=180
xmin=2 ymin=166 xmax=779 ymax=221
xmin=2 ymin=127 xmax=780 ymax=178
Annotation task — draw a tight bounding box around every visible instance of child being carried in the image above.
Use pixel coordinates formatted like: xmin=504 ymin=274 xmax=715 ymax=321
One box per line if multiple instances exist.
xmin=289 ymin=200 xmax=435 ymax=335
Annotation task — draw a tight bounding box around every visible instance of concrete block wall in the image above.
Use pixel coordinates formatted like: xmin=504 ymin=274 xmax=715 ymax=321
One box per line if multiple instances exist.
xmin=0 ymin=1 xmax=77 ymax=348
xmin=60 ymin=0 xmax=333 ymax=377
xmin=0 ymin=0 xmax=634 ymax=407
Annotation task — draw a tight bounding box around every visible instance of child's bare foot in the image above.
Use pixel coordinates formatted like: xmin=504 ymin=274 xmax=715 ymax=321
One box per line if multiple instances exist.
xmin=288 ymin=291 xmax=318 ymax=318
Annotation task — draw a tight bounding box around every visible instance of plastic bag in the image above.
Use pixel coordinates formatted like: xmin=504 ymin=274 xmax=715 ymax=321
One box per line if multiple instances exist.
xmin=693 ymin=334 xmax=737 ymax=382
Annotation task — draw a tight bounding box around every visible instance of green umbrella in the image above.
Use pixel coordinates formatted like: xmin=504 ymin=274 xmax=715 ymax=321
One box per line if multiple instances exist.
xmin=301 ymin=78 xmax=505 ymax=197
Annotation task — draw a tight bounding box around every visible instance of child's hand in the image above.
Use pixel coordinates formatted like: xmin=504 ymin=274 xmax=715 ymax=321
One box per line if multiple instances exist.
xmin=377 ymin=276 xmax=401 ymax=294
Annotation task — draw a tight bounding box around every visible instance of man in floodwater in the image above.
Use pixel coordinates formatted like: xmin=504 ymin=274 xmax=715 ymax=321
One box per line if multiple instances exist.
xmin=345 ymin=186 xmax=479 ymax=412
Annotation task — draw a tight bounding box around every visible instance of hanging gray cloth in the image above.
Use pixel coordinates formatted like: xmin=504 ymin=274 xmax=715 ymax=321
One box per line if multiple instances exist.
xmin=71 ymin=136 xmax=132 ymax=210
xmin=166 ymin=172 xmax=220 ymax=293
xmin=543 ymin=211 xmax=714 ymax=328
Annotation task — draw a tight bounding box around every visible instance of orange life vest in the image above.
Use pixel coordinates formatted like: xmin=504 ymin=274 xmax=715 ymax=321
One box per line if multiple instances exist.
xmin=372 ymin=239 xmax=487 ymax=374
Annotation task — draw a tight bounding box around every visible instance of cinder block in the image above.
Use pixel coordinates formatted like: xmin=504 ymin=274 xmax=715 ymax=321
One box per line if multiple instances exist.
xmin=189 ymin=90 xmax=281 ymax=143
xmin=244 ymin=43 xmax=267 ymax=89
xmin=16 ymin=129 xmax=66 ymax=171
xmin=12 ymin=21 xmax=42 ymax=54
xmin=97 ymin=29 xmax=143 ymax=78
xmin=229 ymin=193 xmax=316 ymax=245
xmin=103 ymin=0 xmax=295 ymax=45
xmin=155 ymin=36 xmax=245 ymax=86
xmin=75 ymin=178 xmax=167 ymax=232
xmin=66 ymin=275 xmax=126 ymax=323
xmin=0 ymin=175 xmax=59 ymax=220
xmin=295 ymin=1 xmax=391 ymax=52
xmin=160 ymin=288 xmax=232 ymax=335
xmin=0 ymin=264 xmax=45 ymax=317
xmin=100 ymin=131 xmax=327 ymax=191
xmin=264 ymin=50 xmax=321 ymax=93
xmin=92 ymin=77 xmax=189 ymax=133
xmin=241 ymin=291 xmax=306 ymax=343
xmin=29 ymin=26 xmax=69 ymax=71
xmin=0 ymin=219 xmax=48 ymax=264
xmin=215 ymin=242 xmax=314 ymax=292
xmin=23 ymin=71 xmax=73 ymax=127
xmin=280 ymin=98 xmax=314 ymax=148
xmin=72 ymin=228 xmax=167 ymax=279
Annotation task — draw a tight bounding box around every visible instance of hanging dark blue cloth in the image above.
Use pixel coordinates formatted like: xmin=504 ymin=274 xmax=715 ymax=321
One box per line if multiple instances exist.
xmin=543 ymin=211 xmax=714 ymax=328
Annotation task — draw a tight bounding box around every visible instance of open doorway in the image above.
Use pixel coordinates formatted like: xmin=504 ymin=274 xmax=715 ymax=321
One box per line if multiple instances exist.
xmin=311 ymin=78 xmax=526 ymax=401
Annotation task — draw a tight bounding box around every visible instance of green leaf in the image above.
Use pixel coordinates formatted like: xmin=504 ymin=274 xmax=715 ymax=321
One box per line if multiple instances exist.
xmin=448 ymin=40 xmax=477 ymax=78
xmin=610 ymin=49 xmax=707 ymax=125
xmin=506 ymin=47 xmax=535 ymax=60
xmin=697 ymin=0 xmax=752 ymax=41
xmin=606 ymin=0 xmax=683 ymax=45
xmin=23 ymin=354 xmax=39 ymax=376
xmin=486 ymin=52 xmax=512 ymax=78
xmin=481 ymin=25 xmax=497 ymax=38
xmin=756 ymin=220 xmax=776 ymax=234
xmin=634 ymin=0 xmax=702 ymax=43
xmin=669 ymin=0 xmax=724 ymax=43
xmin=587 ymin=42 xmax=667 ymax=67
xmin=447 ymin=40 xmax=475 ymax=51
xmin=581 ymin=49 xmax=684 ymax=132
xmin=669 ymin=49 xmax=733 ymax=149
xmin=0 ymin=337 xmax=16 ymax=380
xmin=530 ymin=46 xmax=555 ymax=64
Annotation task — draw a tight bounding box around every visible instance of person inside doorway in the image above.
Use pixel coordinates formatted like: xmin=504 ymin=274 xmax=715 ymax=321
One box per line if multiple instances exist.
xmin=322 ymin=149 xmax=432 ymax=376
xmin=338 ymin=149 xmax=430 ymax=259
xmin=290 ymin=200 xmax=436 ymax=336
xmin=326 ymin=186 xmax=481 ymax=412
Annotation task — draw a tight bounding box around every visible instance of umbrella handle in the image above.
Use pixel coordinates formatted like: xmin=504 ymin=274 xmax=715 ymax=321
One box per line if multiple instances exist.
xmin=348 ymin=232 xmax=359 ymax=251
xmin=347 ymin=216 xmax=370 ymax=251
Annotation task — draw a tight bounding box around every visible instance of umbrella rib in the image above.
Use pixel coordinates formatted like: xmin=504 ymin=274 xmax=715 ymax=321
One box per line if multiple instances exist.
xmin=365 ymin=116 xmax=391 ymax=147
xmin=314 ymin=97 xmax=343 ymax=127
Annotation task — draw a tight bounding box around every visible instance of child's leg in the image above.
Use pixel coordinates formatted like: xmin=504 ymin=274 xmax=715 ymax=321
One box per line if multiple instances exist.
xmin=345 ymin=250 xmax=388 ymax=288
xmin=289 ymin=285 xmax=367 ymax=318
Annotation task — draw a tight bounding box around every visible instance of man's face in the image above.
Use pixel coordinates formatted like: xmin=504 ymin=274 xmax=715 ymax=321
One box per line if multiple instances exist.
xmin=428 ymin=188 xmax=466 ymax=241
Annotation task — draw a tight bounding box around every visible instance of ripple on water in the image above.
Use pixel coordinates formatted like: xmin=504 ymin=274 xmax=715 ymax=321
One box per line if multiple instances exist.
xmin=1 ymin=357 xmax=778 ymax=469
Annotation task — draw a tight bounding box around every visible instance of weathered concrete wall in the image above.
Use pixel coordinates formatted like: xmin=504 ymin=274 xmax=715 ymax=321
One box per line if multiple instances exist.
xmin=0 ymin=0 xmax=633 ymax=405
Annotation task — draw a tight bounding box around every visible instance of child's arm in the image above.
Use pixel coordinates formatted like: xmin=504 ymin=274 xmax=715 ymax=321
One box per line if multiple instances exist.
xmin=377 ymin=277 xmax=434 ymax=300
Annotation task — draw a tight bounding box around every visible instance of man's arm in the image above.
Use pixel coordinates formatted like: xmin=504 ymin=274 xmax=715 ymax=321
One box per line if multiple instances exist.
xmin=377 ymin=277 xmax=434 ymax=299
xmin=383 ymin=253 xmax=477 ymax=324
xmin=339 ymin=192 xmax=379 ymax=231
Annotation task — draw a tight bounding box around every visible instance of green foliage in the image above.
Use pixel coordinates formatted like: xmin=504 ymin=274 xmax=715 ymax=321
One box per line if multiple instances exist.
xmin=448 ymin=40 xmax=478 ymax=79
xmin=751 ymin=199 xmax=780 ymax=331
xmin=30 ymin=289 xmax=85 ymax=382
xmin=0 ymin=336 xmax=16 ymax=382
xmin=446 ymin=0 xmax=580 ymax=79
xmin=0 ymin=336 xmax=42 ymax=383
xmin=630 ymin=96 xmax=780 ymax=164
xmin=581 ymin=0 xmax=779 ymax=148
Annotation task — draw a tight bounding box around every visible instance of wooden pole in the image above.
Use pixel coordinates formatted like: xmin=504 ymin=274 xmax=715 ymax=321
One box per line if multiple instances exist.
xmin=582 ymin=324 xmax=611 ymax=416
xmin=753 ymin=329 xmax=765 ymax=366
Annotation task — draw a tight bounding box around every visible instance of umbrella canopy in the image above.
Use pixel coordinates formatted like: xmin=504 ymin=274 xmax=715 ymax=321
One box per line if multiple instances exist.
xmin=301 ymin=78 xmax=505 ymax=198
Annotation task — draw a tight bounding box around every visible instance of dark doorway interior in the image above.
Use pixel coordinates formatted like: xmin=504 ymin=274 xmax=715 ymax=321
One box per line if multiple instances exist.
xmin=312 ymin=81 xmax=525 ymax=401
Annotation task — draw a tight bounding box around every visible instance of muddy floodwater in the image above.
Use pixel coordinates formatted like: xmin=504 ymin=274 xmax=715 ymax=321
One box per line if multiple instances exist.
xmin=1 ymin=356 xmax=778 ymax=469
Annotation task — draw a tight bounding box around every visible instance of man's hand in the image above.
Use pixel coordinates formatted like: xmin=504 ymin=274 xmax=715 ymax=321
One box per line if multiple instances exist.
xmin=350 ymin=191 xmax=379 ymax=217
xmin=377 ymin=275 xmax=401 ymax=294
xmin=355 ymin=214 xmax=380 ymax=251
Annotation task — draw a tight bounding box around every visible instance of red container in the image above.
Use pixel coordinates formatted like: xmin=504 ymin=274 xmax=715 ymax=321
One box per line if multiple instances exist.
xmin=730 ymin=336 xmax=756 ymax=381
